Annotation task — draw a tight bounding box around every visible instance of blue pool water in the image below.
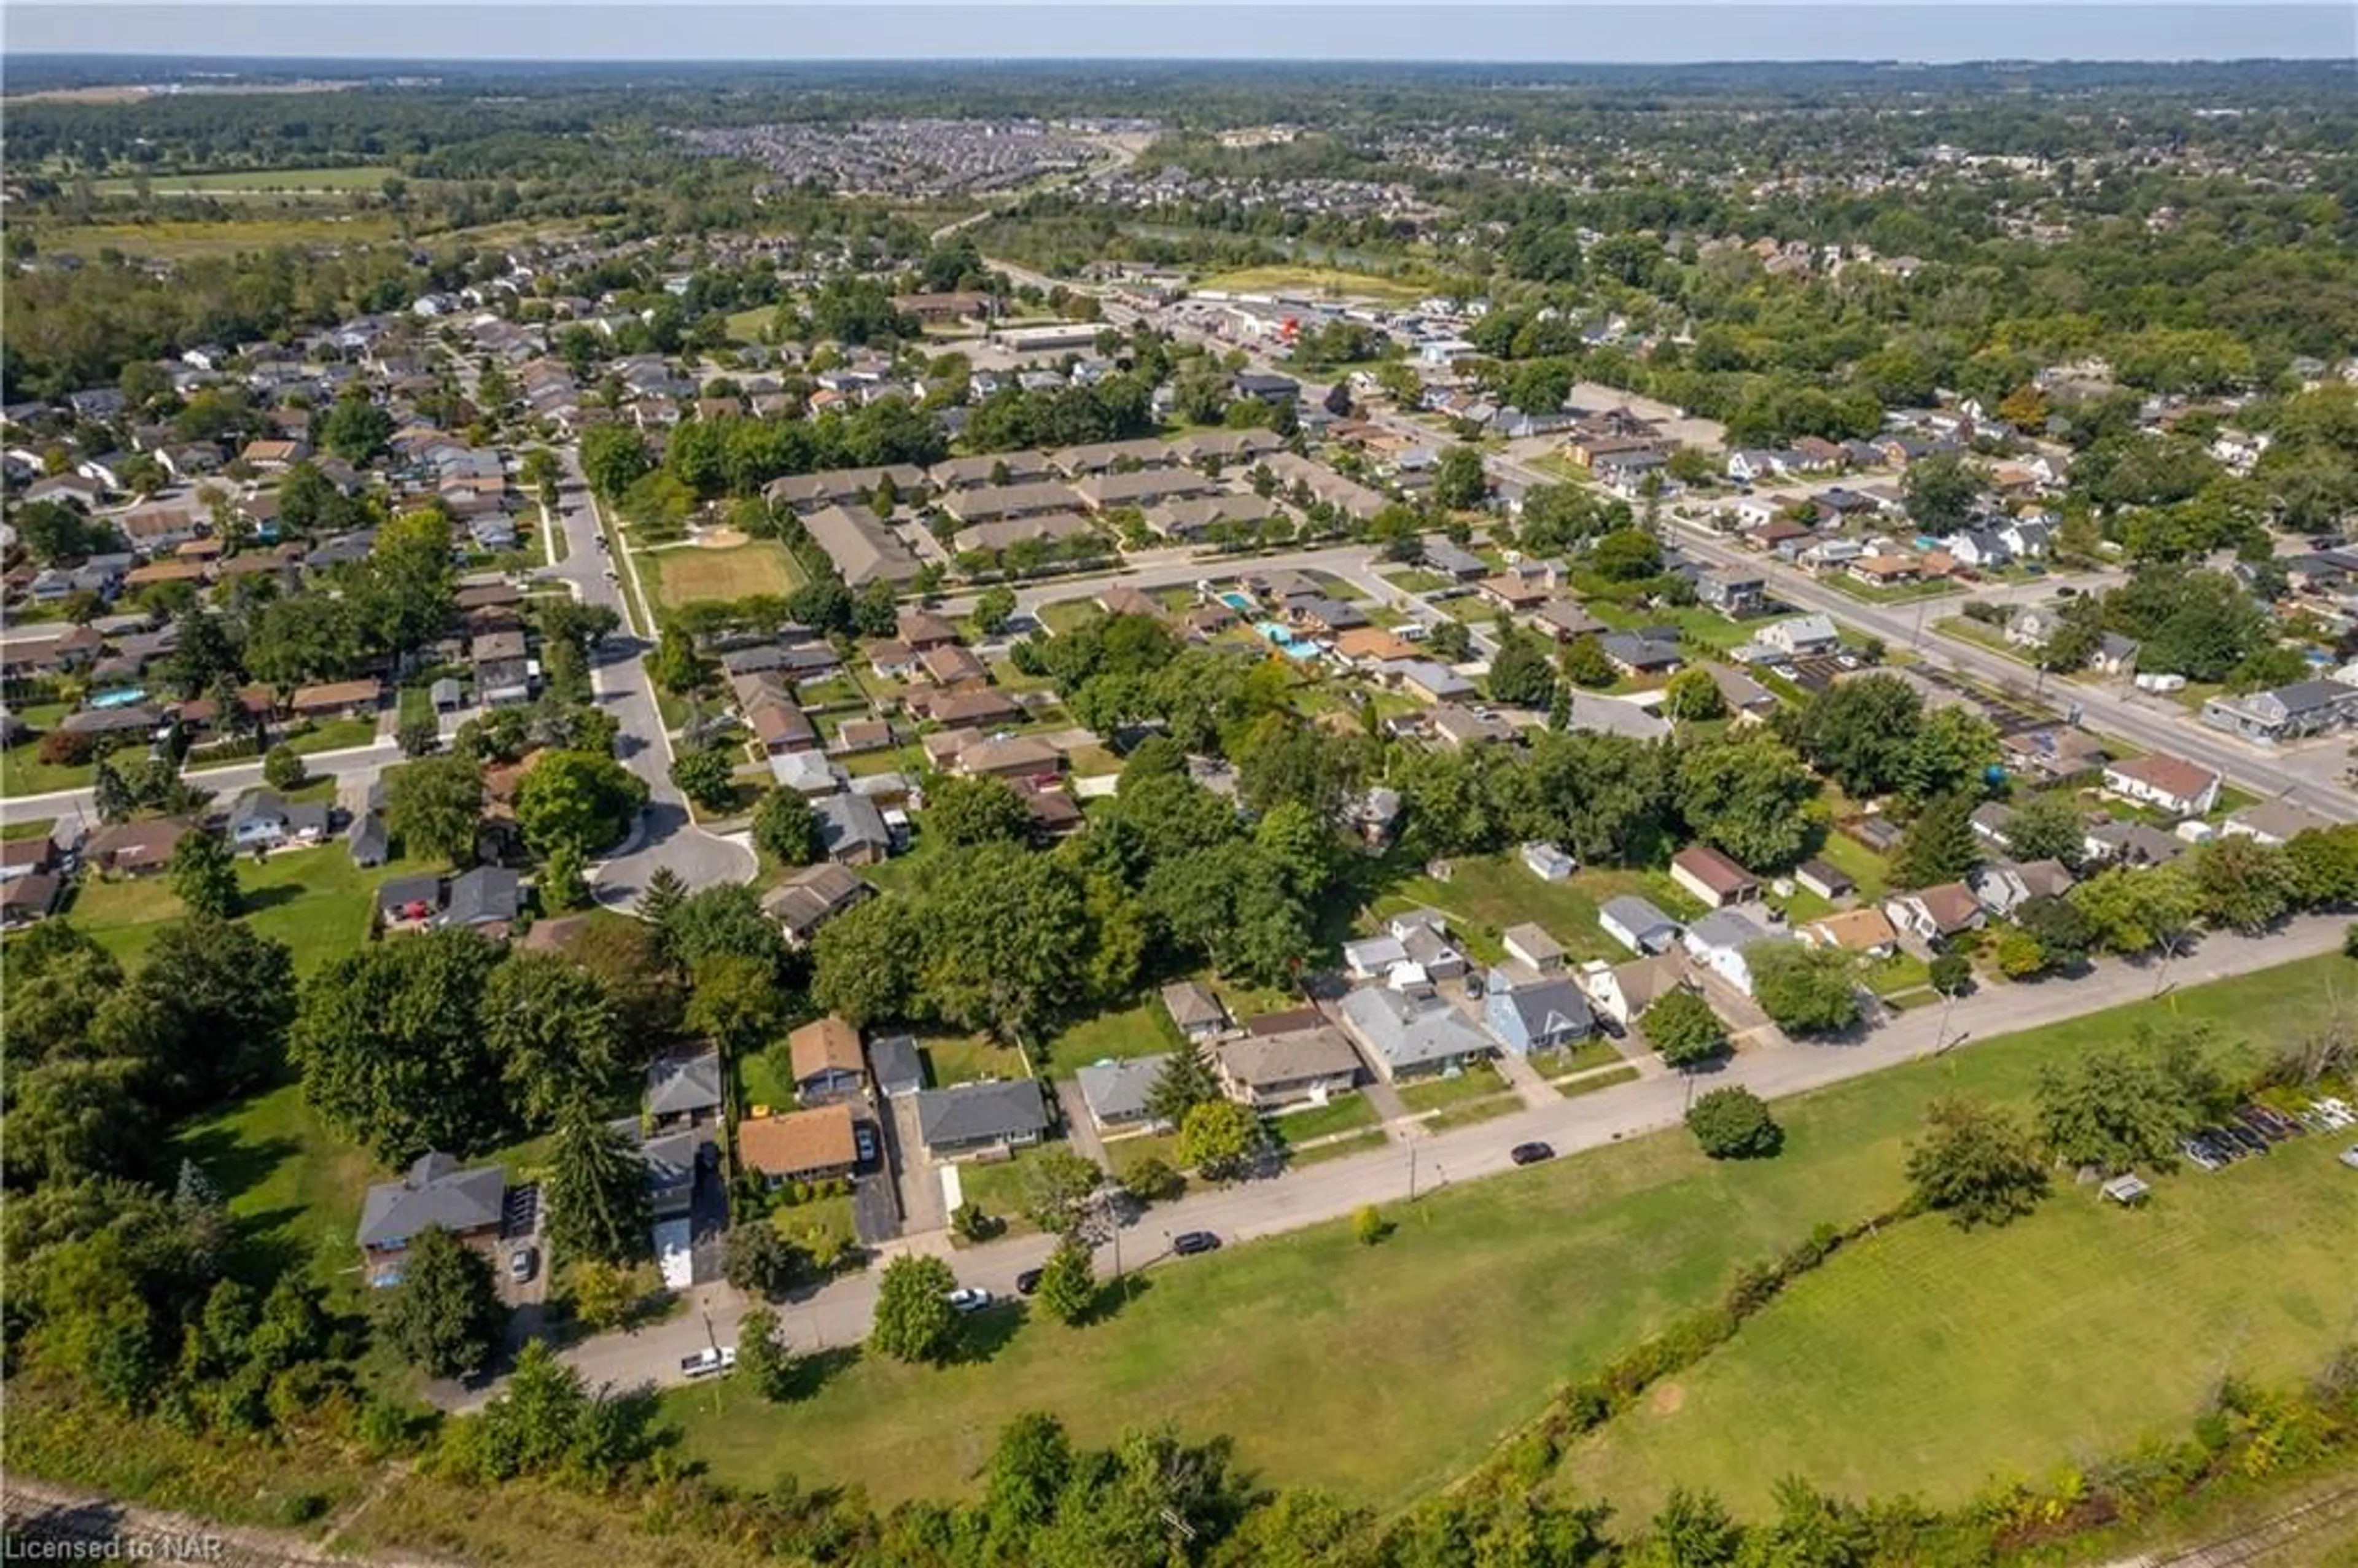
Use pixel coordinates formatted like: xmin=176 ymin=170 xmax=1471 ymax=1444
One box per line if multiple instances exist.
xmin=1255 ymin=621 xmax=1321 ymax=660
xmin=1220 ymin=591 xmax=1255 ymax=613
xmin=88 ymin=687 xmax=149 ymax=709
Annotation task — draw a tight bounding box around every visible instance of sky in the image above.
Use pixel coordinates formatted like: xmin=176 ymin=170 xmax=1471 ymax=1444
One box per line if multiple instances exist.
xmin=5 ymin=2 xmax=2353 ymax=64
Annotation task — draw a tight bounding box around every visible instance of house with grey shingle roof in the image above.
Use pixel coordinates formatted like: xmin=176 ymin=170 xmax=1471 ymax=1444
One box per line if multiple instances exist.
xmin=357 ymin=1152 xmax=506 ymax=1287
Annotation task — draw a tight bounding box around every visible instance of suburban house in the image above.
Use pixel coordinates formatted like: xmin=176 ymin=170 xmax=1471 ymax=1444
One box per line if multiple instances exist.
xmin=1214 ymin=1024 xmax=1363 ymax=1108
xmin=1758 ymin=614 xmax=1840 ymax=656
xmin=1583 ymin=952 xmax=1690 ymax=1028
xmin=914 ymin=1080 xmax=1050 ymax=1159
xmin=1697 ymin=570 xmax=1766 ymax=618
xmin=439 ymin=866 xmax=520 ymax=931
xmin=1883 ymin=883 xmax=1988 ymax=945
xmin=637 ymin=1127 xmax=715 ymax=1223
xmin=2101 ymin=755 xmax=2222 ymax=820
xmin=814 ymin=791 xmax=894 ymax=866
xmin=1075 ymin=1055 xmax=1169 ymax=1133
xmin=1482 ymin=964 xmax=1596 ymax=1055
xmin=1681 ymin=908 xmax=1785 ymax=996
xmin=287 ymin=678 xmax=384 ymax=721
xmin=0 ymin=834 xmax=58 ymax=883
xmin=1 ymin=874 xmax=62 ymax=928
xmin=1343 ymin=909 xmax=1470 ymax=987
xmin=2202 ymin=678 xmax=2358 ymax=744
xmin=737 ymin=1103 xmax=861 ymax=1186
xmin=357 ymin=1152 xmax=506 ymax=1289
xmin=647 ymin=1048 xmax=724 ymax=1130
xmin=1797 ymin=907 xmax=1899 ymax=958
xmin=787 ymin=1017 xmax=868 ymax=1105
xmin=1969 ymin=859 xmax=2077 ymax=919
xmin=2222 ymin=799 xmax=2336 ymax=847
xmin=1600 ymin=894 xmax=1681 ymax=955
xmin=1670 ymin=845 xmax=1760 ymax=909
xmin=1336 ymin=985 xmax=1496 ymax=1082
xmin=2085 ymin=819 xmax=2190 ymax=868
xmin=228 ymin=788 xmax=331 ymax=851
xmin=763 ymin=861 xmax=874 ymax=947
xmin=1160 ymin=980 xmax=1232 ymax=1044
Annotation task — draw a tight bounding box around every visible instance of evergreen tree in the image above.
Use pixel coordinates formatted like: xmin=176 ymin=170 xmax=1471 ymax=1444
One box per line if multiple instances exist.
xmin=544 ymin=1103 xmax=653 ymax=1268
xmin=1891 ymin=793 xmax=1980 ymax=889
xmin=168 ymin=829 xmax=241 ymax=920
xmin=1144 ymin=1040 xmax=1220 ymax=1128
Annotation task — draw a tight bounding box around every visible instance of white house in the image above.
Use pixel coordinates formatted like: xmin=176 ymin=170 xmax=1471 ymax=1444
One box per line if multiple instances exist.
xmin=1757 ymin=614 xmax=1840 ymax=657
xmin=1681 ymin=909 xmax=1783 ymax=996
xmin=1581 ymin=952 xmax=1689 ymax=1028
xmin=2101 ymin=754 xmax=2222 ymax=820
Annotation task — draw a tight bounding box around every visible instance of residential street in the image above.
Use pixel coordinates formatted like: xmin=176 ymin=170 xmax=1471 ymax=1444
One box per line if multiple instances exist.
xmin=537 ymin=447 xmax=755 ymax=902
xmin=445 ymin=912 xmax=2350 ymax=1409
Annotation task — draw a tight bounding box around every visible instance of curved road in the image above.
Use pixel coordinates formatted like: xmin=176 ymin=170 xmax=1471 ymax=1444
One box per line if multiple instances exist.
xmin=539 ymin=450 xmax=755 ymax=904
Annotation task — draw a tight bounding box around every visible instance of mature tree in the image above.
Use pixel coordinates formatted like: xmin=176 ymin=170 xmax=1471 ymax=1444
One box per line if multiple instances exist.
xmin=383 ymin=753 xmax=484 ymax=866
xmin=1899 ymin=707 xmax=1999 ymax=804
xmin=319 ymin=392 xmax=394 ymax=464
xmin=636 ymin=865 xmax=687 ymax=934
xmin=809 ymin=896 xmax=919 ymax=1027
xmin=1785 ymin=675 xmax=1922 ymax=798
xmin=723 ymin=1219 xmax=811 ymax=1300
xmin=1019 ymin=1149 xmax=1105 ymax=1238
xmin=1929 ymin=950 xmax=1974 ymax=996
xmin=911 ymin=843 xmax=1093 ymax=1040
xmin=1558 ymin=634 xmax=1618 ymax=691
xmin=2037 ymin=1025 xmax=2224 ymax=1173
xmin=1686 ymin=1087 xmax=1782 ymax=1159
xmin=1178 ymin=1098 xmax=1266 ymax=1182
xmin=3 ymin=1058 xmax=158 ymax=1189
xmin=751 ymin=788 xmax=817 ymax=867
xmin=291 ymin=930 xmax=507 ymax=1162
xmin=567 ymin=1259 xmax=638 ymax=1332
xmin=2070 ymin=864 xmax=2201 ymax=956
xmin=544 ymin=1104 xmax=653 ymax=1268
xmin=648 ymin=625 xmax=712 ymax=695
xmin=378 ymin=1225 xmax=505 ymax=1377
xmin=1487 ymin=630 xmax=1558 ymax=709
xmin=261 ymin=743 xmax=306 ymax=792
xmin=565 ymin=917 xmax=683 ymax=1042
xmin=1035 ymin=1238 xmax=1098 ymax=1327
xmin=1642 ymin=990 xmax=1727 ymax=1068
xmin=1891 ymin=793 xmax=1980 ymax=890
xmin=91 ymin=757 xmax=135 ymax=825
xmin=1433 ymin=444 xmax=1487 ymax=510
xmin=871 ymin=1253 xmax=962 ymax=1364
xmin=1662 ymin=666 xmax=1727 ymax=722
xmin=1678 ymin=734 xmax=1816 ymax=870
xmin=1636 ymin=1488 xmax=1745 ymax=1568
xmin=736 ymin=1305 xmax=795 ymax=1401
xmin=670 ymin=747 xmax=739 ymax=812
xmin=663 ymin=882 xmax=782 ymax=970
xmin=484 ymin=951 xmax=627 ymax=1127
xmin=2286 ymin=825 xmax=2358 ymax=907
xmin=2193 ymin=835 xmax=2298 ymax=934
xmin=119 ymin=917 xmax=295 ymax=1104
xmin=1748 ymin=943 xmax=1861 ymax=1036
xmin=514 ymin=749 xmax=647 ymax=856
xmin=1906 ymin=1096 xmax=2049 ymax=1228
xmin=2003 ymin=793 xmax=2088 ymax=869
xmin=580 ymin=425 xmax=651 ymax=500
xmin=928 ymin=774 xmax=1035 ymax=848
xmin=685 ymin=953 xmax=789 ymax=1058
xmin=168 ymin=829 xmax=241 ymax=920
xmin=1901 ymin=453 xmax=1985 ymax=535
xmin=972 ymin=585 xmax=1019 ymax=637
xmin=1145 ymin=1041 xmax=1221 ymax=1129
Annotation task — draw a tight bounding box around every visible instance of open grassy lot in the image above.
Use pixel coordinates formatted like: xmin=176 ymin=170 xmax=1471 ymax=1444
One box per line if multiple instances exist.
xmin=663 ymin=951 xmax=2358 ymax=1512
xmin=1368 ymin=852 xmax=1703 ymax=965
xmin=93 ymin=163 xmax=403 ymax=195
xmin=1196 ymin=265 xmax=1427 ymax=305
xmin=1043 ymin=995 xmax=1186 ymax=1079
xmin=71 ymin=846 xmax=427 ymax=974
xmin=922 ymin=1034 xmax=1032 ymax=1089
xmin=32 ymin=215 xmax=403 ymax=259
xmin=644 ymin=540 xmax=806 ymax=612
xmin=1562 ymin=1124 xmax=2358 ymax=1518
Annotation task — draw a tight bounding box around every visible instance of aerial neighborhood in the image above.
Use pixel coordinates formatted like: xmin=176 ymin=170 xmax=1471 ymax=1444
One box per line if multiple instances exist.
xmin=5 ymin=45 xmax=2358 ymax=1568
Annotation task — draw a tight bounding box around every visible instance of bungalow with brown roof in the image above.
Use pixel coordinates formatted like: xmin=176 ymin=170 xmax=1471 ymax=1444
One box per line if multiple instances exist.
xmin=788 ymin=1017 xmax=869 ymax=1104
xmin=1883 ymin=883 xmax=1986 ymax=945
xmin=957 ymin=734 xmax=1064 ymax=779
xmin=2101 ymin=753 xmax=2222 ymax=819
xmin=737 ymin=1103 xmax=860 ymax=1185
xmin=1095 ymin=583 xmax=1164 ymax=621
xmin=1797 ymin=907 xmax=1899 ymax=957
xmin=287 ymin=678 xmax=384 ymax=720
xmin=919 ymin=645 xmax=987 ymax=686
xmin=1477 ymin=572 xmax=1551 ymax=612
xmin=84 ymin=817 xmax=192 ymax=878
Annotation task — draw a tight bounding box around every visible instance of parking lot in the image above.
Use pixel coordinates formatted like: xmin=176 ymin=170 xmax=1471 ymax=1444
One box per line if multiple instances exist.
xmin=2180 ymin=1096 xmax=2351 ymax=1173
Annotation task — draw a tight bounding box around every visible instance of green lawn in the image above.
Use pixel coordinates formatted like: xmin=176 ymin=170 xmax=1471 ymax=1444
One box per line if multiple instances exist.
xmin=1562 ymin=1128 xmax=2358 ymax=1519
xmin=738 ymin=1042 xmax=796 ymax=1117
xmin=645 ymin=539 xmax=806 ymax=612
xmin=1043 ymin=995 xmax=1186 ymax=1080
xmin=1368 ymin=854 xmax=1703 ymax=965
xmin=1266 ymin=1095 xmax=1380 ymax=1146
xmin=1558 ymin=1065 xmax=1643 ymax=1098
xmin=2 ymin=815 xmax=58 ymax=841
xmin=170 ymin=1079 xmax=378 ymax=1303
xmin=1037 ymin=599 xmax=1102 ymax=634
xmin=94 ymin=163 xmax=402 ymax=195
xmin=282 ymin=716 xmax=378 ymax=756
xmin=72 ymin=847 xmax=428 ymax=974
xmin=1423 ymin=1095 xmax=1527 ymax=1132
xmin=1536 ymin=1036 xmax=1628 ymax=1079
xmin=1380 ymin=568 xmax=1453 ymax=594
xmin=661 ymin=951 xmax=2358 ymax=1514
xmin=1812 ymin=831 xmax=1893 ymax=902
xmin=924 ymin=1034 xmax=1032 ymax=1089
xmin=951 ymin=1147 xmax=1051 ymax=1236
xmin=1396 ymin=1062 xmax=1508 ymax=1114
xmin=1 ymin=735 xmax=95 ymax=796
xmin=1194 ymin=265 xmax=1427 ymax=305
xmin=1107 ymin=1131 xmax=1184 ymax=1184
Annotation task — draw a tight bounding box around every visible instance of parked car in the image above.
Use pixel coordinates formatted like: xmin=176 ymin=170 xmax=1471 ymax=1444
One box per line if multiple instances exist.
xmin=1171 ymin=1231 xmax=1221 ymax=1257
xmin=945 ymin=1286 xmax=992 ymax=1313
xmin=854 ymin=1122 xmax=879 ymax=1164
xmin=508 ymin=1246 xmax=538 ymax=1283
xmin=2180 ymin=1138 xmax=2223 ymax=1172
xmin=2341 ymin=1144 xmax=2358 ymax=1170
xmin=1015 ymin=1267 xmax=1044 ymax=1296
xmin=1509 ymin=1141 xmax=1555 ymax=1166
xmin=679 ymin=1346 xmax=736 ymax=1378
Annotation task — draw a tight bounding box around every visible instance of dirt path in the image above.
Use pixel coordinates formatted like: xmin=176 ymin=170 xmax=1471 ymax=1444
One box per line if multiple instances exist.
xmin=2 ymin=1474 xmax=463 ymax=1568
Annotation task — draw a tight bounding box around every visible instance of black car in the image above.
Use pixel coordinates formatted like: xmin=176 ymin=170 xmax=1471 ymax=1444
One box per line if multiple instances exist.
xmin=1509 ymin=1141 xmax=1556 ymax=1166
xmin=1015 ymin=1267 xmax=1044 ymax=1296
xmin=1172 ymin=1230 xmax=1221 ymax=1257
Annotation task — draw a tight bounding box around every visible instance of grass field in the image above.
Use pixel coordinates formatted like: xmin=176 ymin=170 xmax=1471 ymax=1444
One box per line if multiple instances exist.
xmin=71 ymin=846 xmax=427 ymax=974
xmin=93 ymin=164 xmax=402 ymax=195
xmin=644 ymin=541 xmax=806 ymax=613
xmin=1196 ymin=265 xmax=1427 ymax=305
xmin=661 ymin=950 xmax=2358 ymax=1513
xmin=32 ymin=215 xmax=403 ymax=259
xmin=1043 ymin=995 xmax=1187 ymax=1079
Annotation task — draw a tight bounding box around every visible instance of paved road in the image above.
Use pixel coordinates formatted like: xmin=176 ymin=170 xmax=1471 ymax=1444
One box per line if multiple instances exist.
xmin=442 ymin=912 xmax=2349 ymax=1408
xmin=2 ymin=737 xmax=400 ymax=830
xmin=537 ymin=451 xmax=754 ymax=904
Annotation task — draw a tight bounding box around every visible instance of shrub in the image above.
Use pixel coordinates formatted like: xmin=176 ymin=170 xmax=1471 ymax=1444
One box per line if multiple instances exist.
xmin=1352 ymin=1205 xmax=1393 ymax=1246
xmin=1685 ymin=1087 xmax=1783 ymax=1159
xmin=1119 ymin=1157 xmax=1184 ymax=1204
xmin=36 ymin=729 xmax=95 ymax=766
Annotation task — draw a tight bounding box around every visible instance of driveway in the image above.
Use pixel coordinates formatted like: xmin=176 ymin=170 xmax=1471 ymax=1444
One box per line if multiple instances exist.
xmin=882 ymin=1093 xmax=945 ymax=1235
xmin=687 ymin=1151 xmax=729 ymax=1286
xmin=1053 ymin=1079 xmax=1111 ymax=1171
xmin=851 ymin=1172 xmax=901 ymax=1248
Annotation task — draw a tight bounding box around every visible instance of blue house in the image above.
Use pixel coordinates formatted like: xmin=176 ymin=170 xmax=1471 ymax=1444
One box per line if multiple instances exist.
xmin=1482 ymin=965 xmax=1595 ymax=1056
